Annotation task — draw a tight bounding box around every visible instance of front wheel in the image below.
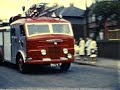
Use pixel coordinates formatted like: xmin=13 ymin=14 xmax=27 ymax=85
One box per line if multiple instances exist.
xmin=17 ymin=54 xmax=27 ymax=73
xmin=59 ymin=63 xmax=71 ymax=71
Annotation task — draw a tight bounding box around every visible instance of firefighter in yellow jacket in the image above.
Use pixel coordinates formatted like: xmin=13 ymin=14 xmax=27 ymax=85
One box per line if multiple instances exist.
xmin=86 ymin=37 xmax=97 ymax=63
xmin=78 ymin=38 xmax=85 ymax=60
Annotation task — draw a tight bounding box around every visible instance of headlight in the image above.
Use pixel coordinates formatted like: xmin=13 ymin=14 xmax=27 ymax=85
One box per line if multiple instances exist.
xmin=41 ymin=49 xmax=46 ymax=55
xmin=63 ymin=48 xmax=68 ymax=54
xmin=67 ymin=54 xmax=72 ymax=59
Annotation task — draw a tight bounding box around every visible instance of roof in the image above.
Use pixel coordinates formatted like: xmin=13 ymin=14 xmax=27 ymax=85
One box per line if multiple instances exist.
xmin=25 ymin=3 xmax=85 ymax=18
xmin=58 ymin=4 xmax=85 ymax=17
xmin=10 ymin=17 xmax=69 ymax=25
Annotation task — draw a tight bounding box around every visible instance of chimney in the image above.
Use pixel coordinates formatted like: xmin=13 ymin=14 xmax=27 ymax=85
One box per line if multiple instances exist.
xmin=70 ymin=3 xmax=74 ymax=7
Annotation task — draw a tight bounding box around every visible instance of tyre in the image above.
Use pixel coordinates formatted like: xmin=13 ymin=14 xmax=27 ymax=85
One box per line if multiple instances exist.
xmin=60 ymin=63 xmax=71 ymax=71
xmin=17 ymin=54 xmax=27 ymax=73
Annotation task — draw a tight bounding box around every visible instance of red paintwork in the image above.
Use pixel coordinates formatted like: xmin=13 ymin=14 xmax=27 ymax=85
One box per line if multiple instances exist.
xmin=11 ymin=17 xmax=69 ymax=25
xmin=26 ymin=34 xmax=74 ymax=64
xmin=12 ymin=17 xmax=74 ymax=64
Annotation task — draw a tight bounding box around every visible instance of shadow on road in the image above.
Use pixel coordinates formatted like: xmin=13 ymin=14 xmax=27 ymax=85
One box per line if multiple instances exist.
xmin=0 ymin=62 xmax=71 ymax=75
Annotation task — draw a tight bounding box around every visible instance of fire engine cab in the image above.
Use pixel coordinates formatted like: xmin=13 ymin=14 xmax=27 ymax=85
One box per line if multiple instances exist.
xmin=0 ymin=17 xmax=74 ymax=73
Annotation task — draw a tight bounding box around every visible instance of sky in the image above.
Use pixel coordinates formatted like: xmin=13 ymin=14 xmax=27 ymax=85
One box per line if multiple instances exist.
xmin=0 ymin=0 xmax=95 ymax=20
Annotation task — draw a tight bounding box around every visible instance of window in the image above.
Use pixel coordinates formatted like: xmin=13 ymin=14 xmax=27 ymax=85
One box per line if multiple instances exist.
xmin=52 ymin=24 xmax=71 ymax=34
xmin=26 ymin=23 xmax=73 ymax=37
xmin=11 ymin=28 xmax=16 ymax=36
xmin=20 ymin=25 xmax=25 ymax=36
xmin=27 ymin=24 xmax=49 ymax=36
xmin=108 ymin=29 xmax=120 ymax=40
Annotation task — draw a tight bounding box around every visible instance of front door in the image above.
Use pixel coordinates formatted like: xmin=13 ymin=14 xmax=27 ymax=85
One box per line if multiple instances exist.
xmin=11 ymin=27 xmax=17 ymax=64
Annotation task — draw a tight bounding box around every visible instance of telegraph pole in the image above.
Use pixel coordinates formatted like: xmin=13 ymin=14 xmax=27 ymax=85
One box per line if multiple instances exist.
xmin=85 ymin=0 xmax=89 ymax=37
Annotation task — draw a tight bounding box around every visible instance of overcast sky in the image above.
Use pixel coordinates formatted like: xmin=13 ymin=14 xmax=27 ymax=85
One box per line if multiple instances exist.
xmin=0 ymin=0 xmax=95 ymax=20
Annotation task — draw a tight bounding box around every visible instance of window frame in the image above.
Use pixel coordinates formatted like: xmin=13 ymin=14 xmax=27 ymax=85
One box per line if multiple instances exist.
xmin=25 ymin=22 xmax=73 ymax=37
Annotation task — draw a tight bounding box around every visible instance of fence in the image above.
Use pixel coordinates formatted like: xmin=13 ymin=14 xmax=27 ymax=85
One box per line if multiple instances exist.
xmin=97 ymin=40 xmax=120 ymax=59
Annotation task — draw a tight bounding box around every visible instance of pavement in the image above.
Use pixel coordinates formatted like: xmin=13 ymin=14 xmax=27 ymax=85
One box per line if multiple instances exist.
xmin=74 ymin=56 xmax=120 ymax=69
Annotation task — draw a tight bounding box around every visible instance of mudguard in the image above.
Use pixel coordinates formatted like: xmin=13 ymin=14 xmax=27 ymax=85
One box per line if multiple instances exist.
xmin=17 ymin=50 xmax=26 ymax=63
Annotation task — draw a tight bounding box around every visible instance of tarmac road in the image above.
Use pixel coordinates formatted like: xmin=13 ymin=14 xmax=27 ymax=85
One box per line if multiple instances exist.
xmin=0 ymin=62 xmax=119 ymax=89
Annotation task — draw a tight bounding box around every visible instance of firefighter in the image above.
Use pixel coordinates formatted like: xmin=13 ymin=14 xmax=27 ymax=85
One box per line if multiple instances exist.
xmin=86 ymin=37 xmax=97 ymax=63
xmin=78 ymin=37 xmax=85 ymax=61
xmin=74 ymin=39 xmax=79 ymax=56
xmin=85 ymin=37 xmax=92 ymax=57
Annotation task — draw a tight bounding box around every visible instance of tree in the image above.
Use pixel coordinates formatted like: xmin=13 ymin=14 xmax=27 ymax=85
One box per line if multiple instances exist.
xmin=92 ymin=1 xmax=120 ymax=38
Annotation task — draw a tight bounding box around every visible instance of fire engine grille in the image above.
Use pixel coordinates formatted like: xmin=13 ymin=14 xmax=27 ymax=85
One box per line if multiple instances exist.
xmin=48 ymin=47 xmax=62 ymax=59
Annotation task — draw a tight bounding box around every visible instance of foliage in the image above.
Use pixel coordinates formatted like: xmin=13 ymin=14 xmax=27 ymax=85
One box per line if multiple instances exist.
xmin=93 ymin=1 xmax=120 ymax=21
xmin=92 ymin=1 xmax=120 ymax=39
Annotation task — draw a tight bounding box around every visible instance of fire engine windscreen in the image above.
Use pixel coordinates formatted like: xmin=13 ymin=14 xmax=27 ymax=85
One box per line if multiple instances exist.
xmin=27 ymin=24 xmax=50 ymax=36
xmin=52 ymin=24 xmax=71 ymax=34
xmin=27 ymin=23 xmax=72 ymax=36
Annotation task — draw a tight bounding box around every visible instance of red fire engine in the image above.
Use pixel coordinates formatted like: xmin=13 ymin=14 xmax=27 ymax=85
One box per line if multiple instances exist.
xmin=0 ymin=17 xmax=74 ymax=73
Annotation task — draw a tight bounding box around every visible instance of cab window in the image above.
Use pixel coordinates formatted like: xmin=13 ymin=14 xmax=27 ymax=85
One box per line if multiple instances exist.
xmin=20 ymin=25 xmax=25 ymax=36
xmin=11 ymin=28 xmax=16 ymax=36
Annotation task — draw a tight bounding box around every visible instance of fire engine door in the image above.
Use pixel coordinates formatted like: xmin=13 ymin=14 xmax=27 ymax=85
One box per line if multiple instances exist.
xmin=11 ymin=28 xmax=17 ymax=63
